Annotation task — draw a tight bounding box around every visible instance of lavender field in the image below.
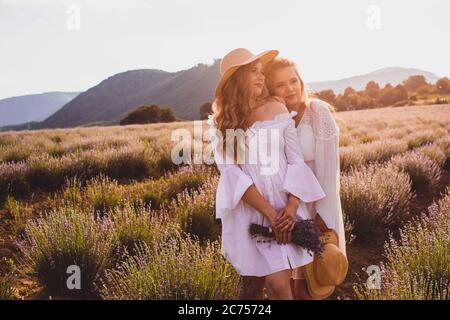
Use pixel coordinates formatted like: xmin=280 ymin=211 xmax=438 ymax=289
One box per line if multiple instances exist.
xmin=0 ymin=104 xmax=449 ymax=300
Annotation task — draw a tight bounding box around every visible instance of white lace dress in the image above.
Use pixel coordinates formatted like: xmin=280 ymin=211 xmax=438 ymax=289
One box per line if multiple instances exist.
xmin=296 ymin=98 xmax=346 ymax=255
xmin=207 ymin=110 xmax=326 ymax=277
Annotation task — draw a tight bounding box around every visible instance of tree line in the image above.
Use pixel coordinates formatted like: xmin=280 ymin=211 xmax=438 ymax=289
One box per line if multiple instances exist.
xmin=316 ymin=75 xmax=450 ymax=111
xmin=120 ymin=75 xmax=450 ymax=125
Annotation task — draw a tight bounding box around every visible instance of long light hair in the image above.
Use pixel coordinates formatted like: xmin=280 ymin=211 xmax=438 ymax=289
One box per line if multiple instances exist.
xmin=212 ymin=60 xmax=274 ymax=162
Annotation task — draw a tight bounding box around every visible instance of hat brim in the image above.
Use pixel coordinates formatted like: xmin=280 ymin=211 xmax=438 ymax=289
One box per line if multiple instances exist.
xmin=303 ymin=229 xmax=348 ymax=299
xmin=320 ymin=229 xmax=339 ymax=246
xmin=304 ymin=262 xmax=335 ymax=300
xmin=214 ymin=49 xmax=279 ymax=97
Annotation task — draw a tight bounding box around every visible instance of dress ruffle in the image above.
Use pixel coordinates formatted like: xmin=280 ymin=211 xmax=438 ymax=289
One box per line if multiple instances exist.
xmin=283 ymin=161 xmax=326 ymax=202
xmin=281 ymin=110 xmax=326 ymax=203
xmin=249 ymin=110 xmax=298 ymax=129
xmin=215 ymin=166 xmax=253 ymax=219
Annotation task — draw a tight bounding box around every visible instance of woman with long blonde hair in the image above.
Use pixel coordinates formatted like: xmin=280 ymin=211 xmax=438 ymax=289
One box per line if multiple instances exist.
xmin=208 ymin=48 xmax=326 ymax=299
xmin=264 ymin=57 xmax=346 ymax=300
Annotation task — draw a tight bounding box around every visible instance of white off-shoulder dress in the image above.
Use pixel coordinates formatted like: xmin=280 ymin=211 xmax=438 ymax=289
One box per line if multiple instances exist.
xmin=207 ymin=110 xmax=326 ymax=277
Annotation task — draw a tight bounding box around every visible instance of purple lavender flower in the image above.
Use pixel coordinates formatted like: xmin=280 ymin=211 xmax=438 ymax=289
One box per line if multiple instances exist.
xmin=249 ymin=219 xmax=324 ymax=257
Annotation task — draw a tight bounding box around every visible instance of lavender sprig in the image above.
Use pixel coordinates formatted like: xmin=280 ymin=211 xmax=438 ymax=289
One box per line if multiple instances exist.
xmin=249 ymin=219 xmax=324 ymax=258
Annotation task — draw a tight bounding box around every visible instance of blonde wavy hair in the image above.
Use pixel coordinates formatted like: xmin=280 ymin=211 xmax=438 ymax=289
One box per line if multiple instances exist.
xmin=212 ymin=60 xmax=276 ymax=162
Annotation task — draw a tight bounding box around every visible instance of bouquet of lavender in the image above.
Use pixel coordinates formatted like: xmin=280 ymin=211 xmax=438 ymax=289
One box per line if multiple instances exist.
xmin=249 ymin=219 xmax=324 ymax=257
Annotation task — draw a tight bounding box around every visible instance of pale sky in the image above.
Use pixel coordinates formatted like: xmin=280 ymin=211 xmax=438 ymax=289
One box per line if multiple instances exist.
xmin=0 ymin=0 xmax=449 ymax=99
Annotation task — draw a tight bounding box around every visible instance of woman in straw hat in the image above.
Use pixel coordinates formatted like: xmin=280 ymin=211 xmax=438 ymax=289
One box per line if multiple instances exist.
xmin=207 ymin=48 xmax=326 ymax=299
xmin=264 ymin=57 xmax=347 ymax=299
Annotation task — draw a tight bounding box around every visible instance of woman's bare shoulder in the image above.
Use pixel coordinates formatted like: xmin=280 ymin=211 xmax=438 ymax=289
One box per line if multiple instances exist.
xmin=261 ymin=97 xmax=289 ymax=117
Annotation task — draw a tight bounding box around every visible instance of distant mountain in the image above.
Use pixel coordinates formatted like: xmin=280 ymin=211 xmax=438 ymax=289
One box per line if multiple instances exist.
xmin=309 ymin=67 xmax=439 ymax=93
xmin=0 ymin=65 xmax=442 ymax=131
xmin=31 ymin=61 xmax=221 ymax=129
xmin=0 ymin=91 xmax=80 ymax=127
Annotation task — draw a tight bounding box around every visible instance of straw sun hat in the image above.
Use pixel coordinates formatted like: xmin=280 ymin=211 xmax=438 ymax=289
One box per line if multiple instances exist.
xmin=304 ymin=229 xmax=348 ymax=299
xmin=215 ymin=48 xmax=279 ymax=97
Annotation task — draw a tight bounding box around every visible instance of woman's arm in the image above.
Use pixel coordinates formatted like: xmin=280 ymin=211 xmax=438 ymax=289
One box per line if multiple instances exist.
xmin=241 ymin=185 xmax=278 ymax=226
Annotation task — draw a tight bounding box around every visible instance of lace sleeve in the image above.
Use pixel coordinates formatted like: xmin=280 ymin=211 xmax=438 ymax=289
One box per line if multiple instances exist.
xmin=310 ymin=100 xmax=346 ymax=255
xmin=312 ymin=100 xmax=340 ymax=140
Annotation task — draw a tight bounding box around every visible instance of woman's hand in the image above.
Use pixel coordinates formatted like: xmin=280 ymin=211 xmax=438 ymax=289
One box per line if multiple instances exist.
xmin=274 ymin=194 xmax=300 ymax=244
xmin=274 ymin=206 xmax=297 ymax=244
xmin=262 ymin=207 xmax=286 ymax=244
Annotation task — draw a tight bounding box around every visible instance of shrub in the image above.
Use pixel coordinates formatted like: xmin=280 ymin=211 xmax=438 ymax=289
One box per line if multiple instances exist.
xmin=199 ymin=102 xmax=213 ymax=120
xmin=354 ymin=189 xmax=450 ymax=300
xmin=46 ymin=146 xmax=68 ymax=159
xmin=61 ymin=176 xmax=83 ymax=206
xmin=340 ymin=164 xmax=413 ymax=244
xmin=85 ymin=175 xmax=124 ymax=216
xmin=393 ymin=100 xmax=409 ymax=107
xmin=111 ymin=202 xmax=180 ymax=260
xmin=415 ymin=144 xmax=446 ymax=169
xmin=435 ymin=136 xmax=450 ymax=170
xmin=25 ymin=154 xmax=66 ymax=191
xmin=0 ymin=162 xmax=29 ymax=204
xmin=17 ymin=206 xmax=115 ymax=298
xmin=358 ymin=139 xmax=408 ymax=164
xmin=0 ymin=146 xmax=31 ymax=163
xmin=390 ymin=152 xmax=442 ymax=194
xmin=4 ymin=196 xmax=29 ymax=237
xmin=126 ymin=165 xmax=213 ymax=211
xmin=151 ymin=145 xmax=178 ymax=176
xmin=139 ymin=188 xmax=164 ymax=211
xmin=339 ymin=147 xmax=364 ymax=172
xmin=120 ymin=104 xmax=177 ymax=125
xmin=49 ymin=135 xmax=63 ymax=144
xmin=100 ymin=237 xmax=241 ymax=300
xmin=58 ymin=166 xmax=212 ymax=213
xmin=0 ymin=274 xmax=15 ymax=300
xmin=0 ymin=142 xmax=178 ymax=202
xmin=406 ymin=129 xmax=446 ymax=150
xmin=171 ymin=181 xmax=218 ymax=244
xmin=104 ymin=146 xmax=150 ymax=179
xmin=435 ymin=97 xmax=448 ymax=105
xmin=163 ymin=165 xmax=214 ymax=199
xmin=339 ymin=133 xmax=355 ymax=147
xmin=0 ymin=258 xmax=16 ymax=300
xmin=340 ymin=139 xmax=408 ymax=172
xmin=0 ymin=135 xmax=16 ymax=147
